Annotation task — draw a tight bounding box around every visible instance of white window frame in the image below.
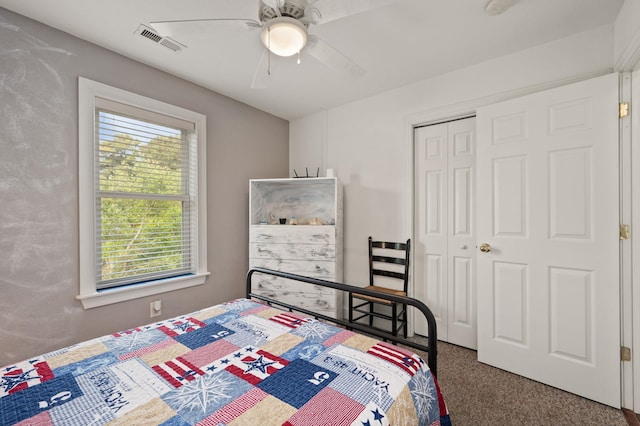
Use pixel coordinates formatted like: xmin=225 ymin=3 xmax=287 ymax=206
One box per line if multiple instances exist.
xmin=78 ymin=77 xmax=209 ymax=309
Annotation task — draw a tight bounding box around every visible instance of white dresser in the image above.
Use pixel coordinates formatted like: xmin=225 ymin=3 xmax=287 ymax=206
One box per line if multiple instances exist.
xmin=249 ymin=177 xmax=343 ymax=319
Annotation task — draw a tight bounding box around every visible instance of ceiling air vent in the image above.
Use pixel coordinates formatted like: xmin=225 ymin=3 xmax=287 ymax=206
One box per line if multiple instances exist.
xmin=135 ymin=24 xmax=186 ymax=53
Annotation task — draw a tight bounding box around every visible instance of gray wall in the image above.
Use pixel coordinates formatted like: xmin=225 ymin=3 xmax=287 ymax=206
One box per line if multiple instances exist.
xmin=0 ymin=8 xmax=289 ymax=365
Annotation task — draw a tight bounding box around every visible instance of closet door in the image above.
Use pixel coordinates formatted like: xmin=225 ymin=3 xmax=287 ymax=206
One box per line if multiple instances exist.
xmin=414 ymin=117 xmax=477 ymax=349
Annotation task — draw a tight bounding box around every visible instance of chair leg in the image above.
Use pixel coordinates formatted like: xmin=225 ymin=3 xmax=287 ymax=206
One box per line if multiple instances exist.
xmin=402 ymin=303 xmax=408 ymax=338
xmin=391 ymin=303 xmax=398 ymax=337
xmin=368 ymin=302 xmax=374 ymax=327
xmin=348 ymin=293 xmax=353 ymax=324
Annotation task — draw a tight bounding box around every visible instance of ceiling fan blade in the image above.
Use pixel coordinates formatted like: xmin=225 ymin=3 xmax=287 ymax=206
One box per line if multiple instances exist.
xmin=251 ymin=49 xmax=271 ymax=89
xmin=262 ymin=0 xmax=284 ymax=16
xmin=262 ymin=0 xmax=285 ymax=9
xmin=306 ymin=0 xmax=399 ymax=25
xmin=305 ymin=35 xmax=366 ymax=80
xmin=150 ymin=19 xmax=260 ymax=37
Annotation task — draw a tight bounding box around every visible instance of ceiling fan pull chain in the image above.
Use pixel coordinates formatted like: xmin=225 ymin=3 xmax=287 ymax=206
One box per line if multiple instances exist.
xmin=267 ymin=27 xmax=272 ymax=76
xmin=297 ymin=51 xmax=301 ymax=65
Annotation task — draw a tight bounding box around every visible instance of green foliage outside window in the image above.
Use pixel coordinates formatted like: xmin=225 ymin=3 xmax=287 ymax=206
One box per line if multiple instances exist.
xmin=97 ymin=119 xmax=190 ymax=285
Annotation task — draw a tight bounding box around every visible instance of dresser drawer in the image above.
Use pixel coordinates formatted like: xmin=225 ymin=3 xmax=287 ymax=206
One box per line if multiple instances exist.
xmin=249 ymin=258 xmax=335 ymax=278
xmin=250 ymin=225 xmax=335 ymax=245
xmin=250 ymin=273 xmax=342 ymax=319
xmin=249 ymin=242 xmax=335 ymax=261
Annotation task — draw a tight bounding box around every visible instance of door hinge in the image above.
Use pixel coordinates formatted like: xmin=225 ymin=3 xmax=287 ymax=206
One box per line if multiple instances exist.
xmin=621 ymin=346 xmax=632 ymax=362
xmin=620 ymin=224 xmax=630 ymax=240
xmin=619 ymin=102 xmax=630 ymax=118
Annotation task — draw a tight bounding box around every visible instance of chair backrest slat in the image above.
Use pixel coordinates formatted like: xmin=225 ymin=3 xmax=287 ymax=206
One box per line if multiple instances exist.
xmin=371 ymin=255 xmax=406 ymax=266
xmin=368 ymin=236 xmax=410 ymax=292
xmin=372 ymin=241 xmax=408 ymax=251
xmin=372 ymin=269 xmax=406 ymax=280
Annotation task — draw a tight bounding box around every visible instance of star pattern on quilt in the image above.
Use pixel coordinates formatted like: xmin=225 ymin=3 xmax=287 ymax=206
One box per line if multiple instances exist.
xmin=294 ymin=319 xmax=335 ymax=340
xmin=243 ymin=355 xmax=277 ymax=375
xmin=371 ymin=407 xmax=385 ymax=422
xmin=409 ymin=370 xmax=437 ymax=418
xmin=401 ymin=356 xmax=418 ymax=369
xmin=175 ymin=321 xmax=196 ymax=333
xmin=164 ymin=373 xmax=234 ymax=414
xmin=360 ymin=408 xmax=386 ymax=426
xmin=353 ymin=402 xmax=390 ymax=426
xmin=1 ymin=368 xmax=41 ymax=393
xmin=112 ymin=329 xmax=159 ymax=351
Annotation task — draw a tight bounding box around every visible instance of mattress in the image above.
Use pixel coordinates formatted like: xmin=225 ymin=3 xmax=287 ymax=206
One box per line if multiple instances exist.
xmin=0 ymin=298 xmax=449 ymax=425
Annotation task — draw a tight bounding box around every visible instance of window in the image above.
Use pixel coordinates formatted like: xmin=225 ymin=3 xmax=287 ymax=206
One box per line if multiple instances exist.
xmin=78 ymin=78 xmax=208 ymax=308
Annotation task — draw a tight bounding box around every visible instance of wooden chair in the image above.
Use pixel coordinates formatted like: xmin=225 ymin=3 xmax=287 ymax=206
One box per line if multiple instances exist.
xmin=349 ymin=236 xmax=410 ymax=337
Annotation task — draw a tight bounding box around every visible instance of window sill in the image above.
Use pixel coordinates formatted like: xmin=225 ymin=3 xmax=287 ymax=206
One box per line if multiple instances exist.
xmin=76 ymin=272 xmax=210 ymax=309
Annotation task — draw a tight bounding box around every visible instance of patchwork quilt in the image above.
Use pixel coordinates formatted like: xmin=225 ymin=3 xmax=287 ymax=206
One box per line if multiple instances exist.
xmin=0 ymin=298 xmax=450 ymax=425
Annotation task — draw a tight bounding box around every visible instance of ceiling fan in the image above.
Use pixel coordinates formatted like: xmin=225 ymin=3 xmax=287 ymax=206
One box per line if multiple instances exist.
xmin=149 ymin=0 xmax=398 ymax=88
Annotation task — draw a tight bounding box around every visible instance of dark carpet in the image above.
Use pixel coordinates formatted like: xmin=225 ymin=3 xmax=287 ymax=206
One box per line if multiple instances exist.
xmin=432 ymin=342 xmax=627 ymax=425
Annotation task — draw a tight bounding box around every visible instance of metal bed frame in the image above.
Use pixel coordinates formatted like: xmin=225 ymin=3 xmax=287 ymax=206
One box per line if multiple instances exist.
xmin=246 ymin=267 xmax=438 ymax=377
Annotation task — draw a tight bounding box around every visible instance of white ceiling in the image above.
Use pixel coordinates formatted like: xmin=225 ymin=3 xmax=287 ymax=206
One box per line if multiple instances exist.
xmin=0 ymin=0 xmax=625 ymax=120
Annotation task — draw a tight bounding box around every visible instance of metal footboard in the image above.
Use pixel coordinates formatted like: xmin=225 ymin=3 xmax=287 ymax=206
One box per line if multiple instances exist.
xmin=246 ymin=267 xmax=438 ymax=377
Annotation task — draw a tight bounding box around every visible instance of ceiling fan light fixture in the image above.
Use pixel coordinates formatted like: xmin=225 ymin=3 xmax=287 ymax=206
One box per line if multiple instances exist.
xmin=261 ymin=17 xmax=307 ymax=57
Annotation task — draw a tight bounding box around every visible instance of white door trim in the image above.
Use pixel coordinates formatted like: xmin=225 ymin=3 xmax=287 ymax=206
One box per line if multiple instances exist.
xmin=620 ymin=72 xmax=633 ymax=409
xmin=616 ymin=13 xmax=640 ymax=409
xmin=631 ymin=68 xmax=640 ymax=412
xmin=401 ymin=70 xmax=630 ymax=408
xmin=614 ymin=10 xmax=640 ymax=410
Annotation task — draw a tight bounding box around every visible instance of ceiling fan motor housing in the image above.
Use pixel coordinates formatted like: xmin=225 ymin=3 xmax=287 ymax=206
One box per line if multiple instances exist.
xmin=260 ymin=0 xmax=307 ymax=22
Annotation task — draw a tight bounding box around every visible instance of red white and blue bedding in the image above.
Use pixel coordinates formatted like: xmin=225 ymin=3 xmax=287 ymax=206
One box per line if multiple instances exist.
xmin=0 ymin=298 xmax=449 ymax=425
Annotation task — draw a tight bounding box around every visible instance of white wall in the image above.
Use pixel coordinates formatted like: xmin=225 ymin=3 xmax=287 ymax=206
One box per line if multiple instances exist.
xmin=290 ymin=25 xmax=615 ymax=285
xmin=0 ymin=8 xmax=289 ymax=365
xmin=290 ymin=110 xmax=327 ymax=178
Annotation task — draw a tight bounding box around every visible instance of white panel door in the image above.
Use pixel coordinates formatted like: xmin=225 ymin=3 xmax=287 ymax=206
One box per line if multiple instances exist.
xmin=476 ymin=73 xmax=620 ymax=407
xmin=414 ymin=117 xmax=477 ymax=349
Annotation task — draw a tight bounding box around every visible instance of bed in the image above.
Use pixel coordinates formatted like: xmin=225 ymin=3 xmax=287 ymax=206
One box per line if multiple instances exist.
xmin=0 ymin=267 xmax=449 ymax=425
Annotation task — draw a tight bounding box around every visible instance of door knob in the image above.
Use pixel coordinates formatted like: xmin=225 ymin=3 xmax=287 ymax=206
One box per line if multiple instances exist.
xmin=479 ymin=243 xmax=492 ymax=253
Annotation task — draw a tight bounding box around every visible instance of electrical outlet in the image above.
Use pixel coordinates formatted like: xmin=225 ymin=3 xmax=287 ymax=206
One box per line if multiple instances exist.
xmin=150 ymin=300 xmax=162 ymax=318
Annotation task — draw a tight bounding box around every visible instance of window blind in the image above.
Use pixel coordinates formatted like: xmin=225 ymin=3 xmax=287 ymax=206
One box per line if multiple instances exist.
xmin=95 ymin=103 xmax=198 ymax=289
